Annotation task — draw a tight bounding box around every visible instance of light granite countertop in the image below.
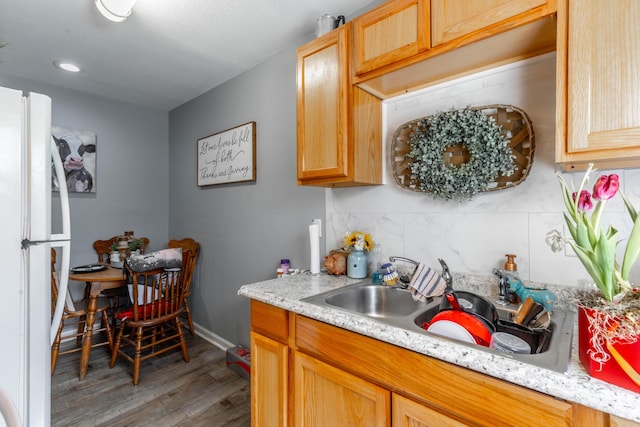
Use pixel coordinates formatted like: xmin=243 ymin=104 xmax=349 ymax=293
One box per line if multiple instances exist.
xmin=238 ymin=272 xmax=640 ymax=423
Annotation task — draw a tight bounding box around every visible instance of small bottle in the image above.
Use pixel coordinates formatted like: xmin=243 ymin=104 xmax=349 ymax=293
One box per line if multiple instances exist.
xmin=504 ymin=254 xmax=517 ymax=273
xmin=276 ymin=268 xmax=284 ymax=278
xmin=280 ymin=259 xmax=290 ymax=275
xmin=504 ymin=254 xmax=521 ymax=303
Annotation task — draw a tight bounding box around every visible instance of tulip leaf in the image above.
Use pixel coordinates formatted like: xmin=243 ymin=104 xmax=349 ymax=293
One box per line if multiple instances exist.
xmin=558 ymin=175 xmax=578 ymax=220
xmin=569 ymin=241 xmax=607 ymax=296
xmin=622 ymin=213 xmax=640 ymax=280
xmin=621 ymin=191 xmax=638 ymax=223
xmin=575 ymin=216 xmax=591 ymax=250
xmin=590 ymin=200 xmax=605 ymax=235
xmin=563 ymin=213 xmax=577 ymax=241
xmin=594 ymin=227 xmax=618 ymax=301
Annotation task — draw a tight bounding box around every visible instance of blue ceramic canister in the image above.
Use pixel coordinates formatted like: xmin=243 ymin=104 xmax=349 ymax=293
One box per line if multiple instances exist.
xmin=347 ymin=250 xmax=368 ymax=279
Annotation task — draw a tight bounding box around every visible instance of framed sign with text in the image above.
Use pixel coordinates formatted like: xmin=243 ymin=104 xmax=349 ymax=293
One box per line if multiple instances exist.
xmin=197 ymin=121 xmax=256 ymax=186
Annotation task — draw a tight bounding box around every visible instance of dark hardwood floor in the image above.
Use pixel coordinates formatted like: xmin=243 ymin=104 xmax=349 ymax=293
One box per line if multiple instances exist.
xmin=51 ymin=334 xmax=251 ymax=426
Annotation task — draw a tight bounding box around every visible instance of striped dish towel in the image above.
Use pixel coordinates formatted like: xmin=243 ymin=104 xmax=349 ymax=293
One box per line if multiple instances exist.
xmin=408 ymin=263 xmax=447 ymax=302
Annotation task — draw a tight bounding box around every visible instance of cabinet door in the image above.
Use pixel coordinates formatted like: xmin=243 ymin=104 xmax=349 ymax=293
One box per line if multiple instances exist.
xmin=610 ymin=415 xmax=640 ymax=427
xmin=431 ymin=0 xmax=549 ymax=46
xmin=392 ymin=394 xmax=468 ymax=427
xmin=251 ymin=333 xmax=288 ymax=427
xmin=297 ymin=24 xmax=350 ymax=182
xmin=556 ymin=0 xmax=640 ymax=169
xmin=294 ymin=351 xmax=390 ymax=426
xmin=353 ymin=0 xmax=430 ymax=75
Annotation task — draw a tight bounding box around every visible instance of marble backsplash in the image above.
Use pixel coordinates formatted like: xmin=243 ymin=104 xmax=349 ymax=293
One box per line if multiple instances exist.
xmin=325 ymin=52 xmax=640 ymax=291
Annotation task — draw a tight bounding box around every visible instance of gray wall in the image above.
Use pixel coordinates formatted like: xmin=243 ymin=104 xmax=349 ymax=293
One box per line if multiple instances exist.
xmin=169 ymin=45 xmax=325 ymax=347
xmin=0 ymin=74 xmax=169 ymax=284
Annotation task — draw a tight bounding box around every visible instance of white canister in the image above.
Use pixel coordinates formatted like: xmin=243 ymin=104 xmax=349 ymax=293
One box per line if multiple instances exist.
xmin=315 ymin=14 xmax=345 ymax=37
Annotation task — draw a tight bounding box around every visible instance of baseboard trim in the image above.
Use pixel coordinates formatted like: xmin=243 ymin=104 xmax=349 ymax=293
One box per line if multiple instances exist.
xmin=193 ymin=322 xmax=235 ymax=351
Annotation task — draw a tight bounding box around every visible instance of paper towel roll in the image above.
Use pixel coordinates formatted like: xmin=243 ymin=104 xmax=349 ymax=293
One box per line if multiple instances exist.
xmin=309 ymin=223 xmax=320 ymax=274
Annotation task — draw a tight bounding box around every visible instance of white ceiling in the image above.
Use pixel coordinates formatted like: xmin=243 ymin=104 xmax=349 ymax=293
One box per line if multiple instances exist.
xmin=0 ymin=0 xmax=377 ymax=111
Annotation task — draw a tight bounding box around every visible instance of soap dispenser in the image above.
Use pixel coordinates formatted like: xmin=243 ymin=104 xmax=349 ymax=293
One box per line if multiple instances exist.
xmin=503 ymin=254 xmax=521 ymax=303
xmin=504 ymin=254 xmax=517 ymax=273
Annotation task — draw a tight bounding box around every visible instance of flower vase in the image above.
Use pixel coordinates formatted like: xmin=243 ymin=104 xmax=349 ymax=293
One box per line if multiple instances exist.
xmin=347 ymin=250 xmax=368 ymax=279
xmin=578 ymin=305 xmax=640 ymax=393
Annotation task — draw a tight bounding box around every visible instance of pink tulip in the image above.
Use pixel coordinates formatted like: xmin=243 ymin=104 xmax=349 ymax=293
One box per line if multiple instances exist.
xmin=593 ymin=174 xmax=619 ymax=201
xmin=572 ymin=190 xmax=593 ymax=212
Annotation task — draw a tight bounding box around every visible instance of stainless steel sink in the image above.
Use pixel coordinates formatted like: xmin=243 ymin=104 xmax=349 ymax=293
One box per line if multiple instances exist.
xmin=301 ymin=281 xmax=575 ymax=372
xmin=324 ymin=284 xmax=428 ymax=318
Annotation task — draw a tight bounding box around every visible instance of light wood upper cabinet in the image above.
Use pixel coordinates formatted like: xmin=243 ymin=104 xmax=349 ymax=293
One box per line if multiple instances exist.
xmin=354 ymin=0 xmax=556 ymax=99
xmin=296 ymin=23 xmax=382 ymax=187
xmin=555 ymin=0 xmax=640 ymax=170
xmin=431 ymin=0 xmax=551 ymax=46
xmin=293 ymin=351 xmax=390 ymax=427
xmin=352 ymin=0 xmax=430 ymax=75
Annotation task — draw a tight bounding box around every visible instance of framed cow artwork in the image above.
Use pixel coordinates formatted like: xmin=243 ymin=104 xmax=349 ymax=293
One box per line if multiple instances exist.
xmin=52 ymin=126 xmax=97 ymax=193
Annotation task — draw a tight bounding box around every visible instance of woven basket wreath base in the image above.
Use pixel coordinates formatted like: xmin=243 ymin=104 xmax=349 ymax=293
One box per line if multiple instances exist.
xmin=391 ymin=104 xmax=535 ymax=198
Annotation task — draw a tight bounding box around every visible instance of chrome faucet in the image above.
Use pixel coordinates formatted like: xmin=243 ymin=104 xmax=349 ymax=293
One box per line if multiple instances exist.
xmin=387 ymin=256 xmax=419 ymax=289
xmin=493 ymin=268 xmax=510 ymax=305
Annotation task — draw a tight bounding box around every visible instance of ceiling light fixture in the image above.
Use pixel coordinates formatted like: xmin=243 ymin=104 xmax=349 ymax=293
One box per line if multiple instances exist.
xmin=53 ymin=61 xmax=82 ymax=73
xmin=95 ymin=0 xmax=138 ymax=22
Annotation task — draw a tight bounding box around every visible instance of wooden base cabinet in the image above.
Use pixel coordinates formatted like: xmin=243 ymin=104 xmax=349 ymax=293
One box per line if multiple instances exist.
xmin=294 ymin=352 xmax=390 ymax=426
xmin=392 ymin=393 xmax=468 ymax=427
xmin=250 ymin=333 xmax=288 ymax=427
xmin=555 ymin=0 xmax=640 ymax=170
xmin=250 ymin=301 xmax=289 ymax=427
xmin=249 ymin=300 xmax=634 ymax=427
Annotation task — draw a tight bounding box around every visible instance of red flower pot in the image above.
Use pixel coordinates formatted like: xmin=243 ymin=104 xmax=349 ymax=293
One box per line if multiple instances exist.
xmin=578 ymin=305 xmax=640 ymax=393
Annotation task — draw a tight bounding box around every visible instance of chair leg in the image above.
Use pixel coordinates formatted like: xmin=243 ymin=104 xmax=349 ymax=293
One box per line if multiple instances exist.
xmin=51 ymin=321 xmax=65 ymax=375
xmin=109 ymin=323 xmax=125 ymax=369
xmin=133 ymin=326 xmax=143 ymax=386
xmin=183 ymin=300 xmax=195 ymax=336
xmin=176 ymin=319 xmax=190 ymax=363
xmin=101 ymin=310 xmax=114 ymax=352
xmin=76 ymin=315 xmax=86 ymax=345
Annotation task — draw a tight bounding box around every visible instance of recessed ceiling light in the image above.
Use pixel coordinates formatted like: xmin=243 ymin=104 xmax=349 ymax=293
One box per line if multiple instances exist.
xmin=95 ymin=0 xmax=138 ymax=22
xmin=53 ymin=61 xmax=82 ymax=73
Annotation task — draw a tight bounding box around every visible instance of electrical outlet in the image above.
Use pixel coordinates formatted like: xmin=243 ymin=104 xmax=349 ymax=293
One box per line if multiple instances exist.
xmin=312 ymin=219 xmax=322 ymax=237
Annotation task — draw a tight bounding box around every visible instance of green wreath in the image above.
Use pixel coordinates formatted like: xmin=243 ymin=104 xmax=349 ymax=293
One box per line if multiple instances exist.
xmin=407 ymin=107 xmax=515 ymax=200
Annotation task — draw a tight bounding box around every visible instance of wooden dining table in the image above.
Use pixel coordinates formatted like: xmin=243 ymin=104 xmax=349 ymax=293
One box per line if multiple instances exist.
xmin=68 ymin=264 xmax=127 ymax=380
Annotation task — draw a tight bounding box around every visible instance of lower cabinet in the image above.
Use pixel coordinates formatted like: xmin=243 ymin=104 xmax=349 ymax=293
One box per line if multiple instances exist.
xmin=249 ymin=300 xmax=637 ymax=427
xmin=294 ymin=352 xmax=390 ymax=426
xmin=250 ymin=332 xmax=288 ymax=427
xmin=392 ymin=393 xmax=468 ymax=427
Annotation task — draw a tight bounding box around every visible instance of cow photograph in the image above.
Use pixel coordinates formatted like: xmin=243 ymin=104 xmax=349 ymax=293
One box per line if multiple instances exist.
xmin=52 ymin=126 xmax=97 ymax=193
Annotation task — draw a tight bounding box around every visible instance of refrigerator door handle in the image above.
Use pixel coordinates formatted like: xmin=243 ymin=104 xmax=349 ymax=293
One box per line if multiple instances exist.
xmin=50 ymin=241 xmax=70 ymax=345
xmin=49 ymin=137 xmax=71 ymax=345
xmin=50 ymin=137 xmax=70 ymax=242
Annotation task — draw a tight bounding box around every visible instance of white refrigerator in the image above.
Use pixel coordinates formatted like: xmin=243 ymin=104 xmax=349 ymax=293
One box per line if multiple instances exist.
xmin=0 ymin=86 xmax=71 ymax=427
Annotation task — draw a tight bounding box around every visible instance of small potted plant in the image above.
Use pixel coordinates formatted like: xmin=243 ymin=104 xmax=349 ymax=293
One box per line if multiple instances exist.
xmin=551 ymin=163 xmax=640 ymax=392
xmin=128 ymin=239 xmax=142 ymax=255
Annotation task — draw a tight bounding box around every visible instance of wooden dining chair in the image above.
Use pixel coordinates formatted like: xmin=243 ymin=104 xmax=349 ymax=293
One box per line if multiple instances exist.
xmin=93 ymin=235 xmax=150 ymax=262
xmin=50 ymin=248 xmax=114 ymax=376
xmin=109 ymin=252 xmax=193 ymax=386
xmin=93 ymin=235 xmax=119 ymax=263
xmin=168 ymin=238 xmax=200 ymax=335
xmin=93 ymin=235 xmax=150 ymax=310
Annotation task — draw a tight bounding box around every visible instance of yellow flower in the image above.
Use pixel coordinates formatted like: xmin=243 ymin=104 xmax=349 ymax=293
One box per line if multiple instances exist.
xmin=343 ymin=231 xmax=375 ymax=251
